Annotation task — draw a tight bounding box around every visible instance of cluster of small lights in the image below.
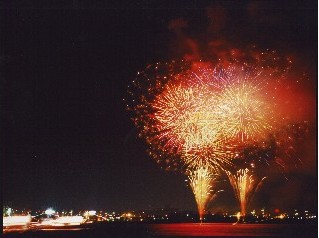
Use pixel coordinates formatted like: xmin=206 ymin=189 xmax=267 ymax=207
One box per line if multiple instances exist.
xmin=3 ymin=206 xmax=317 ymax=231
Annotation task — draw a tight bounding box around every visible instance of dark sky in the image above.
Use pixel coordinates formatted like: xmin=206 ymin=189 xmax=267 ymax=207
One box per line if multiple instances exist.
xmin=2 ymin=1 xmax=317 ymax=212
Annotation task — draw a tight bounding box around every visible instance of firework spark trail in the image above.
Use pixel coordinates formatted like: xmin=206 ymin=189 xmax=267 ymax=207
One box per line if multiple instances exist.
xmin=227 ymin=168 xmax=266 ymax=217
xmin=212 ymin=67 xmax=276 ymax=144
xmin=188 ymin=165 xmax=222 ymax=222
xmin=151 ymin=83 xmax=219 ymax=153
xmin=182 ymin=144 xmax=235 ymax=174
xmin=177 ymin=63 xmax=278 ymax=145
xmin=252 ymin=121 xmax=310 ymax=176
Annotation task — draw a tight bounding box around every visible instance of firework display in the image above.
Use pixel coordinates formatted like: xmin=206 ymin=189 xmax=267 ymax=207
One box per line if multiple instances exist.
xmin=188 ymin=166 xmax=222 ymax=222
xmin=227 ymin=168 xmax=266 ymax=217
xmin=127 ymin=52 xmax=310 ymax=221
xmin=127 ymin=60 xmax=280 ymax=169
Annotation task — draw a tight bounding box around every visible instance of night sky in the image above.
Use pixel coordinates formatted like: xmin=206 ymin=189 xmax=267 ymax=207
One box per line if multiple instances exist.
xmin=2 ymin=1 xmax=317 ymax=212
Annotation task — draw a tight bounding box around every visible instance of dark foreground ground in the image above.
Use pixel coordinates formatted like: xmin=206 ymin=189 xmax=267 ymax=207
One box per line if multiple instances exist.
xmin=3 ymin=223 xmax=318 ymax=237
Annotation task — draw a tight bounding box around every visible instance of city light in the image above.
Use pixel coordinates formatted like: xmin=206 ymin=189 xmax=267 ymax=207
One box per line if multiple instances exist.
xmin=45 ymin=208 xmax=55 ymax=215
xmin=51 ymin=216 xmax=84 ymax=226
xmin=7 ymin=208 xmax=12 ymax=216
xmin=3 ymin=215 xmax=31 ymax=227
xmin=88 ymin=210 xmax=96 ymax=216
